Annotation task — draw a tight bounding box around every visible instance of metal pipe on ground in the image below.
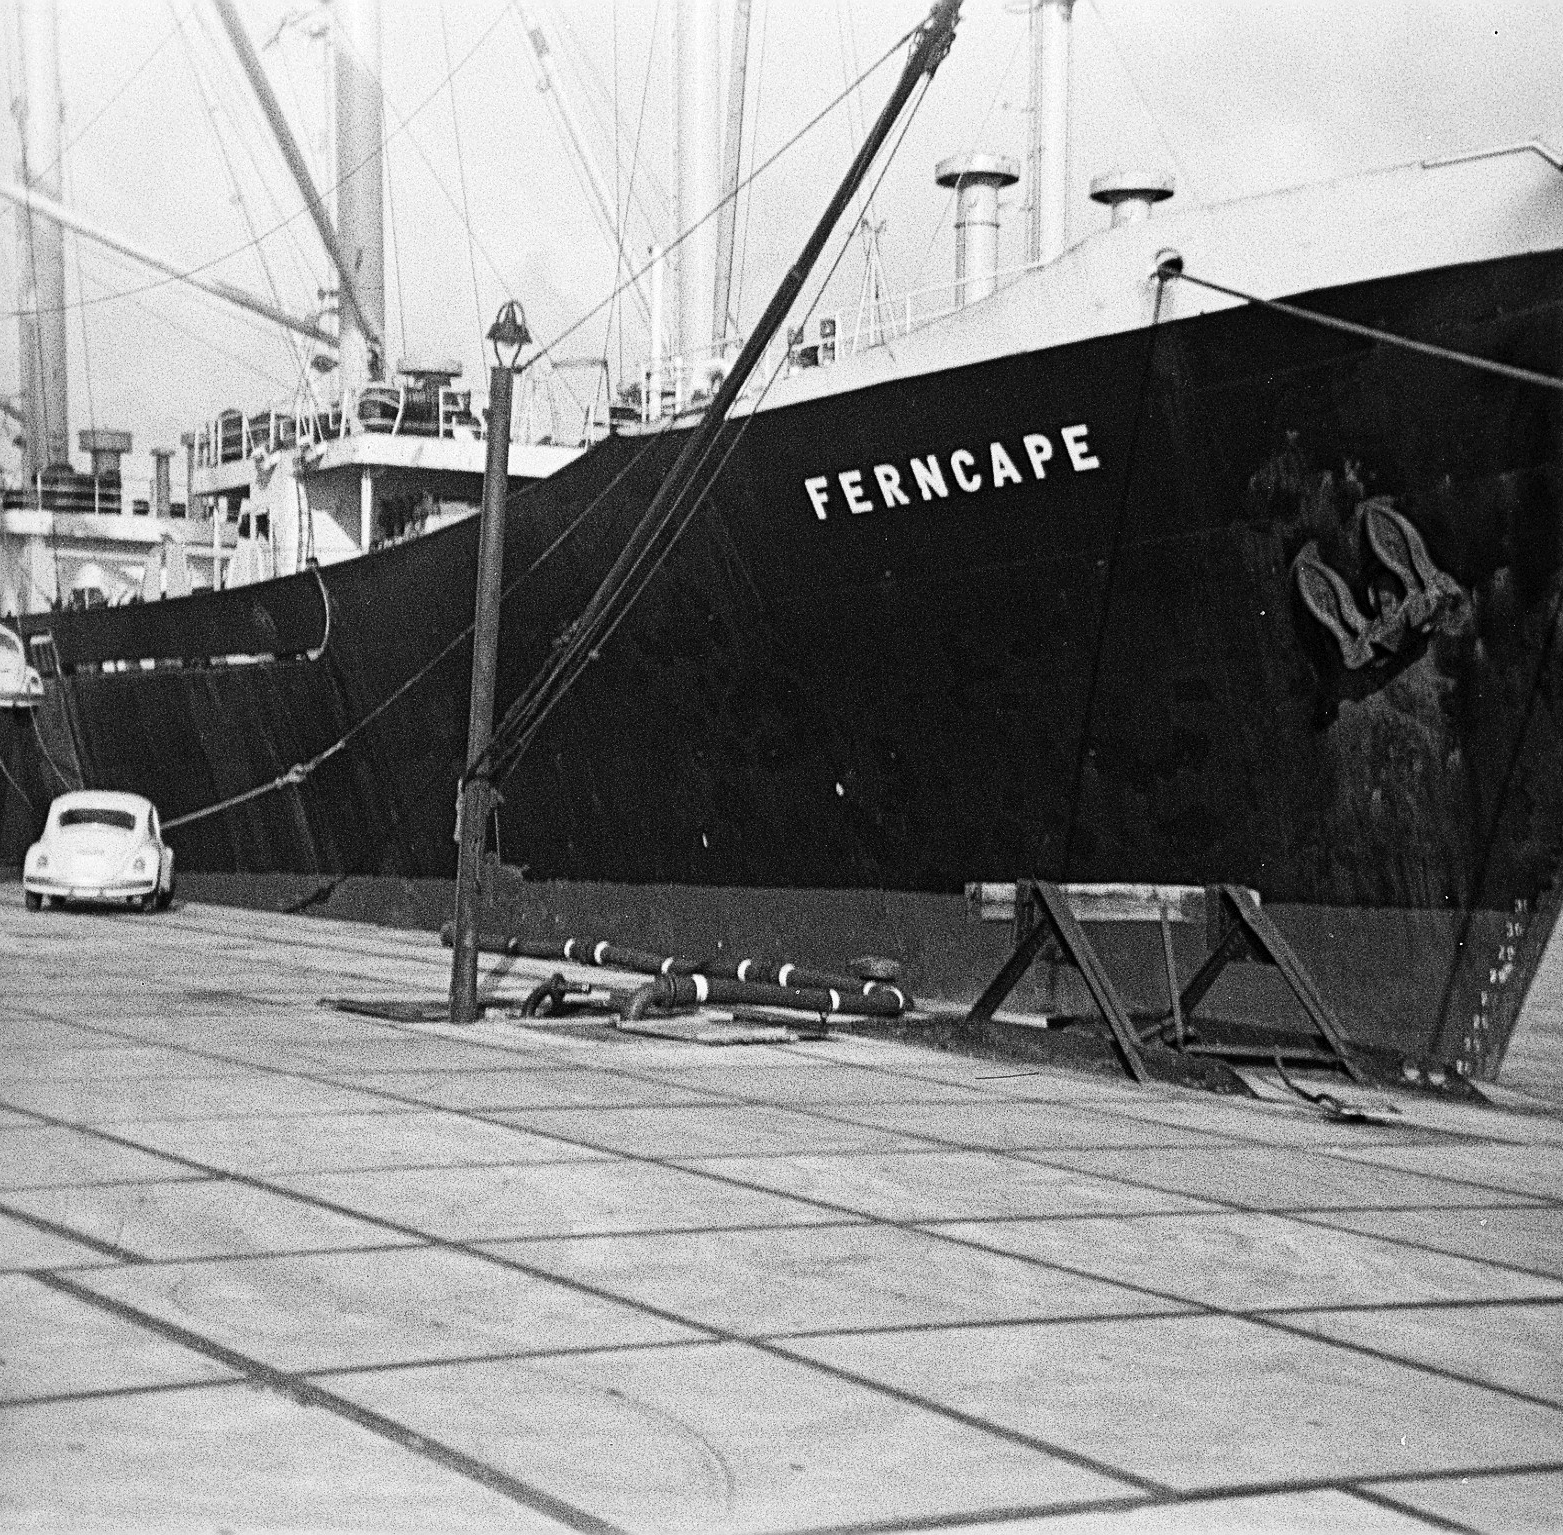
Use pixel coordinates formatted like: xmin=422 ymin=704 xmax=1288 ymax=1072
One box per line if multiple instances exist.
xmin=455 ymin=929 xmax=911 ymax=1008
xmin=628 ymin=973 xmax=907 ymax=1020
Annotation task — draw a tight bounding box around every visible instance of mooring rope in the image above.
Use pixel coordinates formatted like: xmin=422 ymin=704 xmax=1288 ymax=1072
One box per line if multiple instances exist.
xmin=1159 ymin=262 xmax=1563 ymax=392
xmin=0 ymin=742 xmax=36 ymax=812
xmin=155 ymin=415 xmax=683 ymax=834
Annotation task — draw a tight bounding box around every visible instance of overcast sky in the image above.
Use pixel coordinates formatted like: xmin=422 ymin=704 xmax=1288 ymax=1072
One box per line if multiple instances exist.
xmin=3 ymin=0 xmax=1561 ymax=498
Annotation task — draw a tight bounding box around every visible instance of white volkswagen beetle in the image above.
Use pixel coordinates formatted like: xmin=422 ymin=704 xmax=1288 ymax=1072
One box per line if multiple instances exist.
xmin=23 ymin=791 xmax=175 ymax=912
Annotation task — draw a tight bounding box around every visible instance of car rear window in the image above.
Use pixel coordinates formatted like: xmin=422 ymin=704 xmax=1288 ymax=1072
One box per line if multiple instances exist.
xmin=59 ymin=808 xmax=137 ymax=831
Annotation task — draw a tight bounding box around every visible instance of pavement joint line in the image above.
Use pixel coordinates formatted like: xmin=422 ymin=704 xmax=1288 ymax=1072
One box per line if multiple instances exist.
xmin=1363 ymin=1460 xmax=1563 ymax=1492
xmin=742 ymin=1306 xmax=1199 ymax=1344
xmin=1007 ymin=1142 xmax=1563 ymax=1218
xmin=17 ymin=1083 xmax=1563 ymax=1433
xmin=0 ymin=1098 xmax=1170 ymax=1496
xmin=1237 ymin=1310 xmax=1563 ymax=1413
xmin=0 ymin=1014 xmax=1542 ymax=1223
xmin=0 ymin=1375 xmax=249 ymax=1413
xmin=29 ymin=1269 xmax=628 ymax=1535
xmin=1342 ymin=1482 xmax=1481 ymax=1532
xmin=513 ymin=1137 xmax=1240 ymax=1159
xmin=914 ymin=1201 xmax=1563 ymax=1291
xmin=464 ymin=1215 xmax=873 ymax=1244
xmin=435 ymin=1103 xmax=1563 ymax=1312
xmin=304 ymin=1334 xmax=730 ymax=1380
xmin=1318 ymin=1143 xmax=1563 ymax=1205
xmin=42 ymin=1239 xmax=433 ymax=1273
xmin=1256 ymin=1292 xmax=1563 ymax=1319
xmin=913 ymin=1197 xmax=1562 ymax=1224
xmin=17 ymin=1023 xmax=1563 ymax=1372
xmin=770 ymin=1491 xmax=1164 ymax=1535
xmin=16 ymin=979 xmax=1199 ymax=1129
xmin=1273 ymin=1207 xmax=1563 ymax=1290
xmin=0 ymin=1104 xmax=454 ymax=1126
xmin=13 ymin=925 xmax=1563 ymax=1454
xmin=836 ymin=1457 xmax=1563 ymax=1535
xmin=459 ymin=1068 xmax=1547 ymax=1193
xmin=0 ymin=1197 xmax=147 ymax=1261
xmin=0 ymin=1097 xmax=625 ymax=1184
xmin=5 ymin=1173 xmax=218 ymax=1192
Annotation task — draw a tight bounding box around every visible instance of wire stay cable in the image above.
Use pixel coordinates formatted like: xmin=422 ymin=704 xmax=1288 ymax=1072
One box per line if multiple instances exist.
xmin=2 ymin=2 xmax=513 ymax=325
xmin=1163 ymin=264 xmax=1563 ymax=392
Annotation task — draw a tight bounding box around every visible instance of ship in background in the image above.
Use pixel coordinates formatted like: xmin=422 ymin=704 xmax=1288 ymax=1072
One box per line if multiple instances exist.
xmin=6 ymin=0 xmax=1563 ymax=1082
xmin=0 ymin=0 xmax=582 ymax=615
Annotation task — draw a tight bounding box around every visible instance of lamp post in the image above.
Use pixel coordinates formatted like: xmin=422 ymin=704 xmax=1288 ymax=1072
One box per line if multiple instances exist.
xmin=449 ymin=301 xmax=530 ymax=1024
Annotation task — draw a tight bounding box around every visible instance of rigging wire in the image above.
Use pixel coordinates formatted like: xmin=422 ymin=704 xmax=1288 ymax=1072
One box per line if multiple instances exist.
xmin=225 ymin=9 xmax=330 ymax=307
xmin=610 ymin=0 xmax=665 ymax=363
xmin=732 ymin=0 xmax=769 ymax=328
xmin=29 ymin=2 xmax=199 ymax=187
xmin=194 ymin=4 xmax=328 ymax=322
xmin=329 ymin=17 xmax=518 ymax=314
xmin=547 ymin=0 xmax=672 ymax=219
xmin=169 ymin=0 xmax=314 ymax=399
xmin=1163 ymin=266 xmax=1563 ymax=392
xmin=1085 ymin=0 xmax=1193 ymax=200
xmin=501 ymin=20 xmax=919 ymax=387
xmin=0 ymin=748 xmax=37 ymax=816
xmin=907 ymin=16 xmax=1028 ymax=293
xmin=30 ymin=712 xmax=81 ymax=791
xmin=77 ymin=249 xmax=295 ymax=391
xmin=384 ymin=133 xmax=410 ymax=361
xmin=160 ymin=412 xmax=684 ymax=833
xmin=60 ymin=151 xmax=97 ymax=445
xmin=7 ymin=15 xmax=64 ymax=603
xmin=1 ymin=2 xmax=514 ymax=325
xmin=438 ymin=0 xmax=490 ymax=361
xmin=1059 ymin=277 xmax=1167 ymax=878
xmin=11 ymin=65 xmax=52 ymax=473
xmin=148 ymin=23 xmax=925 ymax=837
xmin=481 ymin=67 xmax=937 ymax=789
xmin=612 ymin=0 xmax=623 ymax=381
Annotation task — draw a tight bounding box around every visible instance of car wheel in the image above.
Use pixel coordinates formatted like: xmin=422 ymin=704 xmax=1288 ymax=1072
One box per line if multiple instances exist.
xmin=24 ymin=890 xmax=41 ymax=912
xmin=155 ymin=879 xmax=174 ymax=912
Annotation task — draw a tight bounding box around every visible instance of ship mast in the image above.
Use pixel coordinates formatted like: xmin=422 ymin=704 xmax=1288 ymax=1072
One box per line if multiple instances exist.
xmin=12 ymin=0 xmax=70 ymax=484
xmin=710 ymin=0 xmax=753 ymax=356
xmin=1026 ymin=0 xmax=1073 ymax=264
xmin=212 ymin=0 xmax=384 ymax=391
xmin=672 ymin=0 xmax=723 ymax=369
xmin=517 ymin=6 xmax=650 ymax=326
xmin=333 ymin=0 xmax=386 ymax=392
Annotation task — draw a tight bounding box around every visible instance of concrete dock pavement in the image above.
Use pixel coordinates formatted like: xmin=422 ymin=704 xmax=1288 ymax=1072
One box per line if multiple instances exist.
xmin=2 ymin=890 xmax=1562 ymax=1531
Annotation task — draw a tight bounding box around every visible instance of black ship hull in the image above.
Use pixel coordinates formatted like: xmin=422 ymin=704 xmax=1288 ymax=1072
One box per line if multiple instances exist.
xmin=17 ymin=246 xmax=1563 ymax=1072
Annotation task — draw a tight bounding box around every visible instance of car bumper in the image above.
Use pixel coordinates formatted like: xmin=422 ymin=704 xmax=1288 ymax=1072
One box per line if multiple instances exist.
xmin=24 ymin=876 xmax=157 ymax=901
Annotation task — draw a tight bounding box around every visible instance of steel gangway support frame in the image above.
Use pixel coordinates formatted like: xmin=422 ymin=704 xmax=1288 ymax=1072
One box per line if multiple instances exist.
xmin=964 ymin=880 xmax=1366 ymax=1086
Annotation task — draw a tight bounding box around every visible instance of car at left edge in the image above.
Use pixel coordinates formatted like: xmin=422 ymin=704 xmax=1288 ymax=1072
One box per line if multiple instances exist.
xmin=23 ymin=791 xmax=175 ymax=912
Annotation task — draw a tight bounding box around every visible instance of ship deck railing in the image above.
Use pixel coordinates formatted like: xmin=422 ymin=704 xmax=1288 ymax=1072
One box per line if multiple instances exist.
xmin=194 ymin=383 xmax=484 ymax=470
xmin=629 ymin=261 xmax=1040 ymax=424
xmin=194 ymin=361 xmax=615 ymax=472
